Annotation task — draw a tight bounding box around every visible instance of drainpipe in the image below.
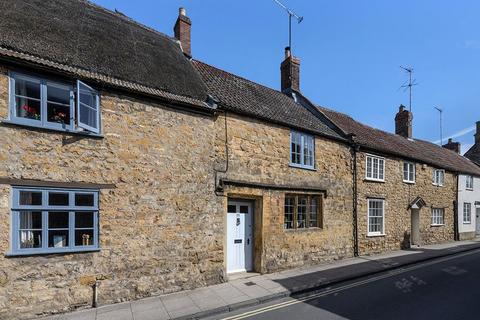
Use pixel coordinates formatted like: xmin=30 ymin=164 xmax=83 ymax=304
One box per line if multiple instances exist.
xmin=92 ymin=281 xmax=99 ymax=308
xmin=349 ymin=134 xmax=359 ymax=257
xmin=454 ymin=174 xmax=459 ymax=241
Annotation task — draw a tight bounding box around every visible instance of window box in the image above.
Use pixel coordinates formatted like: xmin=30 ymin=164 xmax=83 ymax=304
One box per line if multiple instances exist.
xmin=403 ymin=162 xmax=415 ymax=184
xmin=284 ymin=195 xmax=322 ymax=230
xmin=8 ymin=72 xmax=101 ymax=134
xmin=367 ymin=198 xmax=385 ymax=236
xmin=431 ymin=208 xmax=444 ymax=226
xmin=290 ymin=131 xmax=315 ymax=170
xmin=365 ymin=154 xmax=385 ymax=182
xmin=9 ymin=187 xmax=99 ymax=256
xmin=432 ymin=169 xmax=445 ymax=186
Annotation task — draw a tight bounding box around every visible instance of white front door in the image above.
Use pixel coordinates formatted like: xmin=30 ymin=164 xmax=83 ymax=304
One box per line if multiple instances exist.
xmin=227 ymin=201 xmax=253 ymax=274
xmin=476 ymin=208 xmax=480 ymax=236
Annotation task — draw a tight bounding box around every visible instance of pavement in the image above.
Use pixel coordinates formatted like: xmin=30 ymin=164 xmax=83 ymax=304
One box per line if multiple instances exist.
xmin=40 ymin=239 xmax=480 ymax=320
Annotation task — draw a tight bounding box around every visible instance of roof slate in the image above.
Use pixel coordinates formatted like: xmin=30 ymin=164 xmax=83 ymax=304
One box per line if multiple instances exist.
xmin=465 ymin=144 xmax=480 ymax=166
xmin=0 ymin=0 xmax=208 ymax=103
xmin=192 ymin=60 xmax=345 ymax=140
xmin=319 ymin=107 xmax=480 ymax=176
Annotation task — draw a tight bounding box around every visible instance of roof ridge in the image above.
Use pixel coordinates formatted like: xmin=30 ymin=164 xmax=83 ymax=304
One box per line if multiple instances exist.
xmin=81 ymin=0 xmax=177 ymax=43
xmin=193 ymin=59 xmax=290 ymax=99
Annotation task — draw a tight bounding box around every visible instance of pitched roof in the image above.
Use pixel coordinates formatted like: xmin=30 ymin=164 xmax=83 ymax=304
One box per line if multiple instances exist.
xmin=192 ymin=60 xmax=345 ymax=140
xmin=319 ymin=107 xmax=480 ymax=176
xmin=465 ymin=144 xmax=480 ymax=166
xmin=0 ymin=0 xmax=209 ymax=107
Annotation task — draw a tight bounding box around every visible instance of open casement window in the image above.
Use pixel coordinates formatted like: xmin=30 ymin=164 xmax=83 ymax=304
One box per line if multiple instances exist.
xmin=284 ymin=195 xmax=322 ymax=230
xmin=9 ymin=73 xmax=100 ymax=134
xmin=77 ymin=80 xmax=100 ymax=134
xmin=10 ymin=187 xmax=99 ymax=255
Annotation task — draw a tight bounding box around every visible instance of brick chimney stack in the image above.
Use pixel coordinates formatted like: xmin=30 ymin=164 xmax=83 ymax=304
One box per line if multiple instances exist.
xmin=442 ymin=138 xmax=461 ymax=154
xmin=475 ymin=121 xmax=480 ymax=144
xmin=280 ymin=47 xmax=300 ymax=92
xmin=395 ymin=105 xmax=413 ymax=139
xmin=174 ymin=7 xmax=191 ymax=57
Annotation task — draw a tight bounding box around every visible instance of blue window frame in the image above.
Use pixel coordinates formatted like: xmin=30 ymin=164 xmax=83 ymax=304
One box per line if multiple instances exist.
xmin=9 ymin=187 xmax=99 ymax=256
xmin=8 ymin=72 xmax=101 ymax=134
xmin=290 ymin=131 xmax=315 ymax=169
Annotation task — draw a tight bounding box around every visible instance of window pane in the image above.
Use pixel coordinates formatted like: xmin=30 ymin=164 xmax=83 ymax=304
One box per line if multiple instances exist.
xmin=16 ymin=97 xmax=41 ymax=120
xmin=15 ymin=77 xmax=40 ymax=99
xmin=309 ymin=198 xmax=318 ymax=228
xmin=227 ymin=205 xmax=236 ymax=213
xmin=20 ymin=230 xmax=42 ymax=249
xmin=366 ymin=157 xmax=372 ymax=178
xmin=240 ymin=205 xmax=248 ymax=214
xmin=297 ymin=197 xmax=307 ymax=229
xmin=75 ymin=212 xmax=93 ymax=228
xmin=75 ymin=229 xmax=94 ymax=246
xmin=284 ymin=197 xmax=294 ymax=229
xmin=79 ymin=103 xmax=98 ymax=128
xmin=49 ymin=192 xmax=69 ymax=206
xmin=47 ymin=103 xmax=71 ymax=125
xmin=48 ymin=211 xmax=69 ymax=229
xmin=47 ymin=85 xmax=70 ymax=105
xmin=19 ymin=211 xmax=42 ymax=229
xmin=75 ymin=194 xmax=94 ymax=206
xmin=48 ymin=230 xmax=69 ymax=248
xmin=19 ymin=191 xmax=42 ymax=206
xmin=79 ymin=86 xmax=97 ymax=108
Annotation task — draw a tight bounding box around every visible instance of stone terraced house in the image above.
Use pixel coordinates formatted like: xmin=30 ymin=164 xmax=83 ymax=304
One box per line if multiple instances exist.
xmin=1 ymin=1 xmax=480 ymax=319
xmin=320 ymin=106 xmax=480 ymax=254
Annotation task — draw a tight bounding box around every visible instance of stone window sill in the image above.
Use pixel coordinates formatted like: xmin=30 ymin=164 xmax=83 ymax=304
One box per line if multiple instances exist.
xmin=1 ymin=119 xmax=104 ymax=139
xmin=367 ymin=233 xmax=386 ymax=238
xmin=364 ymin=178 xmax=385 ymax=183
xmin=5 ymin=248 xmax=100 ymax=257
xmin=289 ymin=164 xmax=317 ymax=171
xmin=430 ymin=224 xmax=445 ymax=227
xmin=284 ymin=227 xmax=323 ymax=233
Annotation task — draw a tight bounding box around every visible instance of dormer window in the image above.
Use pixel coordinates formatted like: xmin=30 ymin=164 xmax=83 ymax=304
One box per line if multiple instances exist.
xmin=290 ymin=131 xmax=315 ymax=169
xmin=8 ymin=72 xmax=100 ymax=134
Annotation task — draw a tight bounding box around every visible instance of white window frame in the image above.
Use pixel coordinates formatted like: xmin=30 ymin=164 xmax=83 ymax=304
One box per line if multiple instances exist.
xmin=8 ymin=72 xmax=101 ymax=134
xmin=9 ymin=187 xmax=99 ymax=256
xmin=367 ymin=198 xmax=385 ymax=236
xmin=432 ymin=169 xmax=445 ymax=186
xmin=463 ymin=202 xmax=472 ymax=224
xmin=466 ymin=175 xmax=474 ymax=190
xmin=365 ymin=154 xmax=385 ymax=182
xmin=290 ymin=131 xmax=315 ymax=170
xmin=431 ymin=208 xmax=444 ymax=226
xmin=403 ymin=161 xmax=415 ymax=184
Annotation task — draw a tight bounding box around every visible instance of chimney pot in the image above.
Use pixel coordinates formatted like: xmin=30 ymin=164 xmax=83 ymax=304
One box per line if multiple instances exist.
xmin=285 ymin=47 xmax=291 ymax=59
xmin=174 ymin=7 xmax=192 ymax=57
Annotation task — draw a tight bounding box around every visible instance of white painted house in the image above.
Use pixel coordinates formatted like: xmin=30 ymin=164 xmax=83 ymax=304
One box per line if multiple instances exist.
xmin=457 ymin=174 xmax=480 ymax=240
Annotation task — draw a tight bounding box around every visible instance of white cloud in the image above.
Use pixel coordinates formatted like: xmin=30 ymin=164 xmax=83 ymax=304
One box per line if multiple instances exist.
xmin=433 ymin=125 xmax=476 ymax=144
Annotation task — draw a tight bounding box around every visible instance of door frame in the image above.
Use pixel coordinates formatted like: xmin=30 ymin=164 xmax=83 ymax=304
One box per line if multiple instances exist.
xmin=411 ymin=208 xmax=420 ymax=246
xmin=226 ymin=199 xmax=254 ymax=274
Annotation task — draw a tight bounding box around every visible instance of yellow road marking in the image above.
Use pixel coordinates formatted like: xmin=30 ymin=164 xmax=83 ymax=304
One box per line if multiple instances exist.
xmin=221 ymin=249 xmax=480 ymax=320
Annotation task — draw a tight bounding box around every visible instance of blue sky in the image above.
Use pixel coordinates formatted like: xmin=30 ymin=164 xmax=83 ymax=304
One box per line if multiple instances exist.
xmin=93 ymin=0 xmax=479 ymax=154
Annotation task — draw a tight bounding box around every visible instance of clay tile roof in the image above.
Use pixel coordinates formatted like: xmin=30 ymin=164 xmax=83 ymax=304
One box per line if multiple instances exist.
xmin=465 ymin=144 xmax=480 ymax=166
xmin=0 ymin=0 xmax=209 ymax=107
xmin=319 ymin=106 xmax=480 ymax=176
xmin=192 ymin=60 xmax=345 ymax=140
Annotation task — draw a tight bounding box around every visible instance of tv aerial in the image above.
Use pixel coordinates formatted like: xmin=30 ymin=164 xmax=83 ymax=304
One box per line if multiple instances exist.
xmin=273 ymin=0 xmax=304 ymax=52
xmin=400 ymin=66 xmax=418 ymax=112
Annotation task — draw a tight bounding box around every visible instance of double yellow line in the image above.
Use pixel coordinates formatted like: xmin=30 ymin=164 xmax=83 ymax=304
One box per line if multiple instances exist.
xmin=221 ymin=249 xmax=480 ymax=320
